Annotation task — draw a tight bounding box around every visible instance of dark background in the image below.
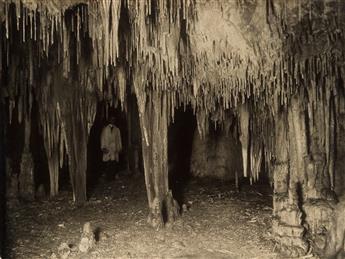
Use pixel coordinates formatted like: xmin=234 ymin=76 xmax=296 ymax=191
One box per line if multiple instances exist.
xmin=0 ymin=102 xmax=6 ymax=257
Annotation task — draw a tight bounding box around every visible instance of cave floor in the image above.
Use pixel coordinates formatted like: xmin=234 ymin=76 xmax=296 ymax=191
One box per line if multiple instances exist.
xmin=6 ymin=174 xmax=282 ymax=259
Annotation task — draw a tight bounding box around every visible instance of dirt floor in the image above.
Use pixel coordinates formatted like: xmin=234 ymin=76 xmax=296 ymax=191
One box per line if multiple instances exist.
xmin=5 ymin=173 xmax=283 ymax=259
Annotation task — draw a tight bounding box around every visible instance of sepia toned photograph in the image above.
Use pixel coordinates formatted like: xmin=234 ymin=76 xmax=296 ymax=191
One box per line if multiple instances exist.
xmin=0 ymin=0 xmax=344 ymax=258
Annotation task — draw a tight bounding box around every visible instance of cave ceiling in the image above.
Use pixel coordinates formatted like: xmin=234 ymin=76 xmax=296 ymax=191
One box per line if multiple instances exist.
xmin=0 ymin=0 xmax=344 ymax=118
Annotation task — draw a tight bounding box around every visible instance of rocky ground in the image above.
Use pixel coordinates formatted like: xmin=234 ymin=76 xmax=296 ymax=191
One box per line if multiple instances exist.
xmin=5 ymin=173 xmax=283 ymax=259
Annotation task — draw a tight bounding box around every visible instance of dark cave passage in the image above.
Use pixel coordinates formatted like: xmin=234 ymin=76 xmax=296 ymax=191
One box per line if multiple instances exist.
xmin=87 ymin=102 xmax=130 ymax=195
xmin=167 ymin=106 xmax=273 ymax=206
xmin=86 ymin=96 xmax=144 ymax=197
xmin=168 ymin=106 xmax=196 ymax=205
xmin=30 ymin=98 xmax=50 ymax=196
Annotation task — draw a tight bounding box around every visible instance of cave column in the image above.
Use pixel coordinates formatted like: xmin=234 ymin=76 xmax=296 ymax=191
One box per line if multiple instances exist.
xmin=41 ymin=116 xmax=60 ymax=197
xmin=277 ymin=94 xmax=337 ymax=255
xmin=301 ymin=93 xmax=337 ymax=251
xmin=272 ymin=110 xmax=309 ymax=257
xmin=67 ymin=139 xmax=87 ymax=205
xmin=62 ymin=96 xmax=95 ymax=205
xmin=138 ymin=91 xmax=179 ymax=228
xmin=65 ymin=105 xmax=88 ymax=204
xmin=18 ymin=114 xmax=34 ymax=200
xmin=46 ymin=143 xmax=59 ymax=197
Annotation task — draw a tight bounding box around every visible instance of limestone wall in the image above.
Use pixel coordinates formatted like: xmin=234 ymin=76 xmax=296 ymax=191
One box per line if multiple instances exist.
xmin=190 ymin=128 xmax=243 ymax=181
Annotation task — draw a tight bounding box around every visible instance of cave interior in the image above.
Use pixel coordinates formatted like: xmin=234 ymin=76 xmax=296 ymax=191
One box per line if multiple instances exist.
xmin=0 ymin=0 xmax=345 ymax=258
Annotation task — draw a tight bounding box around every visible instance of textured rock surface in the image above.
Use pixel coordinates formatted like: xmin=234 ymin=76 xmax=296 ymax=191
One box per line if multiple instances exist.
xmin=324 ymin=195 xmax=345 ymax=258
xmin=335 ymin=112 xmax=345 ymax=197
xmin=57 ymin=242 xmax=70 ymax=259
xmin=78 ymin=222 xmax=95 ymax=253
xmin=191 ymin=129 xmax=242 ymax=181
xmin=18 ymin=149 xmax=34 ymax=200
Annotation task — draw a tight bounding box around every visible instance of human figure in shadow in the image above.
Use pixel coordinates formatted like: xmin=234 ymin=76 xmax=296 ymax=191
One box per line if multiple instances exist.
xmin=100 ymin=116 xmax=122 ymax=180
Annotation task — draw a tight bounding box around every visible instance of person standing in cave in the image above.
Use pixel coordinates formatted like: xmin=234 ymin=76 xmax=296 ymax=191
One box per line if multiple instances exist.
xmin=100 ymin=116 xmax=122 ymax=179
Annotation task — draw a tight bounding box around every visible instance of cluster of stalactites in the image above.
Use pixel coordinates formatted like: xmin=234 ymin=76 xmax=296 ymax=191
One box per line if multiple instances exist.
xmin=231 ymin=102 xmax=273 ymax=184
xmin=1 ymin=0 xmax=194 ymax=103
xmin=2 ymin=0 xmax=345 ymax=115
xmin=130 ymin=0 xmax=345 ymax=132
xmin=2 ymin=1 xmax=345 ymax=136
xmin=129 ymin=0 xmax=193 ymax=114
xmin=36 ymin=65 xmax=97 ymax=196
xmin=1 ymin=0 xmax=118 ymax=88
xmin=304 ymin=75 xmax=338 ymax=192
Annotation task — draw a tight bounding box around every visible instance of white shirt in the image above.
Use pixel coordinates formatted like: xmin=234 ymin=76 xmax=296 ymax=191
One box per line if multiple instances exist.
xmin=100 ymin=124 xmax=122 ymax=162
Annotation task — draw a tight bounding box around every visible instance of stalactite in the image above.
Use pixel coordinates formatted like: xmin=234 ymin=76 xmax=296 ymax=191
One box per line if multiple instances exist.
xmin=239 ymin=104 xmax=249 ymax=178
xmin=19 ymin=112 xmax=34 ymax=201
xmin=47 ymin=141 xmax=59 ymax=197
xmin=196 ymin=109 xmax=208 ymax=139
xmin=88 ymin=0 xmax=121 ymax=70
xmin=8 ymin=99 xmax=15 ymax=123
xmin=116 ymin=66 xmax=126 ymax=109
xmin=62 ymin=96 xmax=93 ymax=204
xmin=37 ymin=72 xmax=62 ymax=197
xmin=250 ymin=141 xmax=262 ymax=183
